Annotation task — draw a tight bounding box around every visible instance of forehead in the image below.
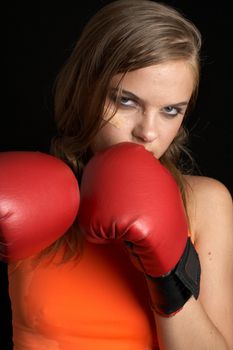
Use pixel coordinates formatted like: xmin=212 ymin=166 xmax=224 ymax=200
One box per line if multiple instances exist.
xmin=110 ymin=61 xmax=195 ymax=105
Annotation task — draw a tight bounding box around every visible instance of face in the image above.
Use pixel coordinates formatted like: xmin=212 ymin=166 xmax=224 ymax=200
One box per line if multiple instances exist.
xmin=90 ymin=60 xmax=195 ymax=159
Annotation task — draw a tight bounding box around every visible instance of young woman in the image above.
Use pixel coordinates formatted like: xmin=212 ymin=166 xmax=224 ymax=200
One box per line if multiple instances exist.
xmin=2 ymin=1 xmax=233 ymax=349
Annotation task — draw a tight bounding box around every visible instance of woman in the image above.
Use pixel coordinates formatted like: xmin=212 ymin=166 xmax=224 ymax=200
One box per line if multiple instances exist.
xmin=5 ymin=0 xmax=233 ymax=349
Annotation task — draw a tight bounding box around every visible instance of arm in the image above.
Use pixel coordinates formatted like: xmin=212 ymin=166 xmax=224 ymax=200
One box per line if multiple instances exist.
xmin=154 ymin=177 xmax=233 ymax=349
xmin=78 ymin=143 xmax=233 ymax=349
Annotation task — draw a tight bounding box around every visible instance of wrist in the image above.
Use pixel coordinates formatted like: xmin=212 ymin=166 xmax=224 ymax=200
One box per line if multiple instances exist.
xmin=145 ymin=237 xmax=201 ymax=317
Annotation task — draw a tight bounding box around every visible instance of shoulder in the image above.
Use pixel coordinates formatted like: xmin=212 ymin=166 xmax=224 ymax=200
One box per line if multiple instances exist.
xmin=184 ymin=175 xmax=232 ymax=205
xmin=183 ymin=175 xmax=233 ymax=243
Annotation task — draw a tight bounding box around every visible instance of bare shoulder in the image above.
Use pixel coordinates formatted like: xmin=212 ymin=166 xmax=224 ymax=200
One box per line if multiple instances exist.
xmin=183 ymin=175 xmax=233 ymax=243
xmin=184 ymin=174 xmax=233 ymax=204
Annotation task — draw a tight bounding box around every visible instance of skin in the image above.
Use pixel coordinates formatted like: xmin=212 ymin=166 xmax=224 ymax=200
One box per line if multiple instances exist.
xmin=91 ymin=61 xmax=193 ymax=159
xmin=91 ymin=61 xmax=233 ymax=349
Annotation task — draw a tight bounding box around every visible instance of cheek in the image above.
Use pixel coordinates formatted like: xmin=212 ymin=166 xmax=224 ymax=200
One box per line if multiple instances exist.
xmin=102 ymin=101 xmax=125 ymax=129
xmin=90 ymin=123 xmax=124 ymax=153
xmin=102 ymin=114 xmax=123 ymax=129
xmin=164 ymin=119 xmax=184 ymax=143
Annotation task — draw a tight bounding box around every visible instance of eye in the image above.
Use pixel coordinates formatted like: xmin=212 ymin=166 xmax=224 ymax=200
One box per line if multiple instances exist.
xmin=108 ymin=93 xmax=137 ymax=108
xmin=162 ymin=106 xmax=182 ymax=117
xmin=119 ymin=96 xmax=137 ymax=107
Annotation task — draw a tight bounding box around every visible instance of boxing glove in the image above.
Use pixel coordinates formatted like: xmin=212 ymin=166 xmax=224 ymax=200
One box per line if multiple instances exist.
xmin=0 ymin=151 xmax=80 ymax=262
xmin=78 ymin=142 xmax=200 ymax=316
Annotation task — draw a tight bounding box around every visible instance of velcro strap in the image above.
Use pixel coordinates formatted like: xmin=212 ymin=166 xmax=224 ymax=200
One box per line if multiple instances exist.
xmin=146 ymin=237 xmax=201 ymax=316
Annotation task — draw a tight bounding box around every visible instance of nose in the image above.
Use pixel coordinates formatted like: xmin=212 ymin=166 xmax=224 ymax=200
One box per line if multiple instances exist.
xmin=132 ymin=110 xmax=158 ymax=143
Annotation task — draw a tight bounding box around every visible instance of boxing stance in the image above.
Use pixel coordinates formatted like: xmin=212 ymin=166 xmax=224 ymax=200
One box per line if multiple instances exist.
xmin=78 ymin=142 xmax=201 ymax=316
xmin=1 ymin=144 xmax=200 ymax=317
xmin=1 ymin=144 xmax=232 ymax=349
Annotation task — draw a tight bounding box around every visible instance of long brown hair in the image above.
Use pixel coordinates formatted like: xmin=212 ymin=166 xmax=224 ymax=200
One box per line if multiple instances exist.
xmin=41 ymin=0 xmax=202 ymax=262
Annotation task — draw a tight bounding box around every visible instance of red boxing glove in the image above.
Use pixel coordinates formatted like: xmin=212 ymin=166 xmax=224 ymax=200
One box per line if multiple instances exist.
xmin=78 ymin=142 xmax=200 ymax=316
xmin=0 ymin=151 xmax=80 ymax=262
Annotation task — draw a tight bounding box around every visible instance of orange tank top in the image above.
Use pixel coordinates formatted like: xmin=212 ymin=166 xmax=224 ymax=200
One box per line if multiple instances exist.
xmin=8 ymin=240 xmax=159 ymax=350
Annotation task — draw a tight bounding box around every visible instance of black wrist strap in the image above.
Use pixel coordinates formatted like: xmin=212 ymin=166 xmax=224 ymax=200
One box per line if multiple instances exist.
xmin=145 ymin=237 xmax=201 ymax=316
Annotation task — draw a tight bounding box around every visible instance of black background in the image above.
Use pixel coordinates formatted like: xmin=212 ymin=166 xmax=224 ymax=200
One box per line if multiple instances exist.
xmin=2 ymin=1 xmax=233 ymax=348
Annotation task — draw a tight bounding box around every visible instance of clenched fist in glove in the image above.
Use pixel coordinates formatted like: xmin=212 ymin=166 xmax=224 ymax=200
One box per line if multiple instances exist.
xmin=0 ymin=151 xmax=80 ymax=262
xmin=77 ymin=142 xmax=200 ymax=316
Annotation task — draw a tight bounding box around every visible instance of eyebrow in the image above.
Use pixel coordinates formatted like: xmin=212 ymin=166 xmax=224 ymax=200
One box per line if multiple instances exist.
xmin=109 ymin=87 xmax=189 ymax=108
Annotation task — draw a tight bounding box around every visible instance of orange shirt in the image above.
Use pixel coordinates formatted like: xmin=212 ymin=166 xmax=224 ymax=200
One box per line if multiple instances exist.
xmin=8 ymin=240 xmax=159 ymax=349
